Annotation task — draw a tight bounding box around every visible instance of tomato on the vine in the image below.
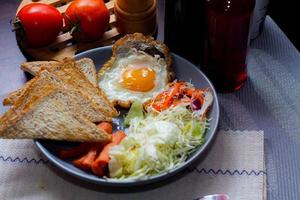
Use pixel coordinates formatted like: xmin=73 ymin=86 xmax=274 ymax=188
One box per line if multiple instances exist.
xmin=15 ymin=3 xmax=63 ymax=48
xmin=64 ymin=0 xmax=110 ymax=42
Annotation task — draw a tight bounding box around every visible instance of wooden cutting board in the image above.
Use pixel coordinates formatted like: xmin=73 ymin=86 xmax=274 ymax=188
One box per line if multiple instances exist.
xmin=16 ymin=0 xmax=121 ymax=61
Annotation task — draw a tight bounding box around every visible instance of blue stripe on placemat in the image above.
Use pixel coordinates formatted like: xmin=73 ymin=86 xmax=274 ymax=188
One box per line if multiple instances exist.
xmin=188 ymin=167 xmax=267 ymax=176
xmin=0 ymin=155 xmax=267 ymax=177
xmin=0 ymin=155 xmax=48 ymax=165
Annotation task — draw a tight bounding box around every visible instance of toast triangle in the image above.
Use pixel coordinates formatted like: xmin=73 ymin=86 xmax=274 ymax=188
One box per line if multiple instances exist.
xmin=11 ymin=70 xmax=112 ymax=122
xmin=0 ymin=87 xmax=112 ymax=142
xmin=4 ymin=58 xmax=99 ymax=106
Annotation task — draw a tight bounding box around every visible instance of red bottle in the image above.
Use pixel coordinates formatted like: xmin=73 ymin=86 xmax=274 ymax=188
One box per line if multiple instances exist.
xmin=202 ymin=0 xmax=255 ymax=92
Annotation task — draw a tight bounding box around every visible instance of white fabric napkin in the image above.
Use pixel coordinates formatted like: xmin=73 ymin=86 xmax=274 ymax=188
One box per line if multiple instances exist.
xmin=0 ymin=130 xmax=266 ymax=200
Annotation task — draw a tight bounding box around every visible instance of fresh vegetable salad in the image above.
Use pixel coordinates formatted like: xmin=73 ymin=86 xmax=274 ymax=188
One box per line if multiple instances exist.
xmin=108 ymin=81 xmax=212 ymax=180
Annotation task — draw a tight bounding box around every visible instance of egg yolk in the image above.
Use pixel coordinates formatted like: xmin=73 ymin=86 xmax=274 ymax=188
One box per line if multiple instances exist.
xmin=120 ymin=67 xmax=156 ymax=92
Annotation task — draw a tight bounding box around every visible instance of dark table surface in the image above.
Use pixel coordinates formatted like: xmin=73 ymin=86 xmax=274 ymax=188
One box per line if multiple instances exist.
xmin=1 ymin=1 xmax=300 ymax=200
xmin=0 ymin=0 xmax=27 ymax=95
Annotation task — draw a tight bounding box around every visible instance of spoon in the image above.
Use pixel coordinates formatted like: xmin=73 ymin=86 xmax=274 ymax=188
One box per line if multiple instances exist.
xmin=196 ymin=194 xmax=229 ymax=200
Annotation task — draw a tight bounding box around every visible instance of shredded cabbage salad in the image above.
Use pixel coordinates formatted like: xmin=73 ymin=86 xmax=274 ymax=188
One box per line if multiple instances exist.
xmin=108 ymin=102 xmax=209 ymax=180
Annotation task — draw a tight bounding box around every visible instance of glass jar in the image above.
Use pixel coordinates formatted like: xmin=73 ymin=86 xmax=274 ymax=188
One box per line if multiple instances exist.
xmin=202 ymin=0 xmax=255 ymax=92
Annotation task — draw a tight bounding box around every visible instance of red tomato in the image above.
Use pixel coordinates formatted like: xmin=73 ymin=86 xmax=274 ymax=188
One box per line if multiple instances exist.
xmin=64 ymin=0 xmax=110 ymax=42
xmin=16 ymin=3 xmax=63 ymax=47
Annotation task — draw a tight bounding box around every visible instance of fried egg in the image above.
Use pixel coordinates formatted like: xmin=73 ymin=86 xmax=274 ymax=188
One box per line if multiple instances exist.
xmin=99 ymin=50 xmax=170 ymax=107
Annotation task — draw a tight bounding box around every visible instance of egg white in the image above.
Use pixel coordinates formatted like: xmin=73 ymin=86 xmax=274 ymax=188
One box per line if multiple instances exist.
xmin=99 ymin=52 xmax=168 ymax=103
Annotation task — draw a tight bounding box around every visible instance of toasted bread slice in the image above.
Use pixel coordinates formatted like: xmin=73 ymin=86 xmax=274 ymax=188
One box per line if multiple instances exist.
xmin=11 ymin=70 xmax=112 ymax=122
xmin=51 ymin=58 xmax=118 ymax=117
xmin=21 ymin=61 xmax=60 ymax=76
xmin=99 ymin=33 xmax=173 ymax=81
xmin=2 ymin=79 xmax=35 ymax=106
xmin=75 ymin=58 xmax=97 ymax=87
xmin=20 ymin=58 xmax=97 ymax=86
xmin=3 ymin=58 xmax=118 ymax=117
xmin=3 ymin=62 xmax=62 ymax=106
xmin=6 ymin=58 xmax=97 ymax=106
xmin=112 ymin=33 xmax=172 ymax=69
xmin=98 ymin=33 xmax=174 ymax=108
xmin=0 ymin=88 xmax=112 ymax=142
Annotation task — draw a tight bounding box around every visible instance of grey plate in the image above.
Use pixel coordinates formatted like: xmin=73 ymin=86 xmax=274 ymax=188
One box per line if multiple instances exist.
xmin=35 ymin=46 xmax=220 ymax=187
